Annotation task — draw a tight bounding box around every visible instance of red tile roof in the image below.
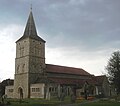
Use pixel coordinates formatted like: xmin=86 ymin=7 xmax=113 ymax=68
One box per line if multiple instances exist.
xmin=87 ymin=78 xmax=98 ymax=85
xmin=94 ymin=75 xmax=106 ymax=85
xmin=48 ymin=77 xmax=86 ymax=85
xmin=48 ymin=77 xmax=97 ymax=85
xmin=46 ymin=64 xmax=91 ymax=76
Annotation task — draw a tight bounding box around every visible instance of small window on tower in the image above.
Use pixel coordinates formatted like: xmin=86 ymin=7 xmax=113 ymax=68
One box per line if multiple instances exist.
xmin=17 ymin=65 xmax=20 ymax=73
xmin=21 ymin=47 xmax=24 ymax=56
xmin=22 ymin=64 xmax=25 ymax=72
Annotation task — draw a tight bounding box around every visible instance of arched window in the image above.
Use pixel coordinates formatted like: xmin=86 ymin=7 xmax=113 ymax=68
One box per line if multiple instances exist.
xmin=17 ymin=65 xmax=20 ymax=73
xmin=22 ymin=64 xmax=25 ymax=72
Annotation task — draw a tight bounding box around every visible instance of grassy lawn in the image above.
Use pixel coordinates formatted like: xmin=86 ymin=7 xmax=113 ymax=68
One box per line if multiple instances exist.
xmin=77 ymin=100 xmax=120 ymax=106
xmin=6 ymin=98 xmax=61 ymax=106
xmin=2 ymin=97 xmax=71 ymax=106
xmin=1 ymin=97 xmax=120 ymax=106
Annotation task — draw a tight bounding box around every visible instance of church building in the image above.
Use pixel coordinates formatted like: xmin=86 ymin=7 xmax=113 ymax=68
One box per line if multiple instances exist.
xmin=5 ymin=9 xmax=110 ymax=99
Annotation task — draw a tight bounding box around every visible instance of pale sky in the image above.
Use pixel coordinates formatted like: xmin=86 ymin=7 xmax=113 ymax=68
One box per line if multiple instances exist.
xmin=0 ymin=0 xmax=120 ymax=81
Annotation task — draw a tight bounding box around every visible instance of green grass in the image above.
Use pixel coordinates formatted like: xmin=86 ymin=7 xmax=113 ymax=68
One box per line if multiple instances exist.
xmin=7 ymin=98 xmax=61 ymax=106
xmin=4 ymin=97 xmax=72 ymax=106
xmin=1 ymin=97 xmax=120 ymax=106
xmin=77 ymin=100 xmax=120 ymax=106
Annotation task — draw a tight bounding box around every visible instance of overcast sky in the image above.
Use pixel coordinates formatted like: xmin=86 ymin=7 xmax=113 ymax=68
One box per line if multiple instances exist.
xmin=0 ymin=0 xmax=120 ymax=81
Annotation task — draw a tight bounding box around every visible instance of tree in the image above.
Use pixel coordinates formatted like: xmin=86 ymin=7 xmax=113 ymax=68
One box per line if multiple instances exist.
xmin=0 ymin=79 xmax=14 ymax=97
xmin=106 ymin=51 xmax=120 ymax=94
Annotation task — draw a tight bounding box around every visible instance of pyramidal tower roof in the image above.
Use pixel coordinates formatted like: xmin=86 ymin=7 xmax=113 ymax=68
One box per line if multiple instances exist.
xmin=17 ymin=9 xmax=45 ymax=42
xmin=24 ymin=10 xmax=37 ymax=37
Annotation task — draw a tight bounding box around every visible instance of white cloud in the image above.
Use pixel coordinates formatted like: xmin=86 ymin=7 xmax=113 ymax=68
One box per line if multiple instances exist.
xmin=46 ymin=46 xmax=113 ymax=75
xmin=69 ymin=0 xmax=88 ymax=5
xmin=0 ymin=24 xmax=23 ymax=81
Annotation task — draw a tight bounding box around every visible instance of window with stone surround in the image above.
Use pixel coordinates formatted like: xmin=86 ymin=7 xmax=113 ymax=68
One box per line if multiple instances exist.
xmin=31 ymin=88 xmax=41 ymax=92
xmin=49 ymin=87 xmax=56 ymax=92
xmin=8 ymin=89 xmax=13 ymax=92
xmin=32 ymin=88 xmax=35 ymax=92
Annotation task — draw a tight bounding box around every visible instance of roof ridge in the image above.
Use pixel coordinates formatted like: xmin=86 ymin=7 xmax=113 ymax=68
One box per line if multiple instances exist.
xmin=46 ymin=64 xmax=83 ymax=70
xmin=46 ymin=64 xmax=91 ymax=75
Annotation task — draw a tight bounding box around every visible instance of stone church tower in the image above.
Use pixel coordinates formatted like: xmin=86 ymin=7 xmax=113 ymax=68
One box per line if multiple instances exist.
xmin=13 ymin=9 xmax=46 ymax=98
